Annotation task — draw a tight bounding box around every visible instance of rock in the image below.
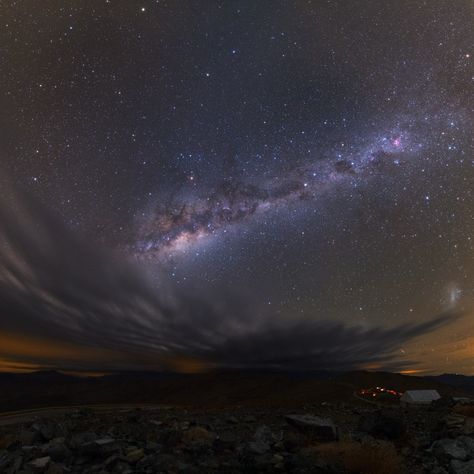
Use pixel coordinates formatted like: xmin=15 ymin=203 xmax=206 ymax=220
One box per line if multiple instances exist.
xmin=431 ymin=438 xmax=469 ymax=461
xmin=21 ymin=444 xmax=39 ymax=452
xmin=103 ymin=454 xmax=119 ymax=467
xmin=248 ymin=439 xmax=271 ymax=455
xmin=175 ymin=460 xmax=192 ymax=471
xmin=45 ymin=462 xmax=64 ymax=474
xmin=125 ymin=448 xmax=144 ymax=463
xmin=409 ymin=431 xmax=434 ymax=449
xmin=442 ymin=414 xmax=468 ymax=436
xmin=464 ymin=418 xmax=474 ymax=436
xmin=68 ymin=431 xmax=97 ymax=449
xmin=459 ymin=435 xmax=474 ymax=456
xmin=430 ymin=466 xmax=449 ymax=474
xmin=254 ymin=425 xmax=274 ymax=444
xmin=285 ymin=414 xmax=338 ymax=441
xmin=113 ymin=460 xmax=133 ymax=473
xmin=149 ymin=419 xmax=163 ymax=428
xmin=159 ymin=428 xmax=182 ymax=449
xmin=254 ymin=453 xmax=279 ymax=469
xmin=81 ymin=437 xmax=118 ymax=456
xmin=451 ymin=459 xmax=474 ymax=474
xmin=215 ymin=431 xmax=238 ymax=451
xmin=18 ymin=429 xmax=41 ymax=445
xmin=182 ymin=426 xmax=213 ymax=446
xmin=358 ymin=410 xmax=406 ymax=440
xmin=282 ymin=431 xmax=305 ymax=452
xmin=448 ymin=416 xmax=474 ymax=437
xmin=0 ymin=455 xmax=9 ymax=472
xmin=28 ymin=456 xmax=51 ymax=471
xmin=179 ymin=421 xmax=191 ymax=430
xmin=246 ymin=424 xmax=277 ymax=455
xmin=1 ymin=404 xmax=467 ymax=473
xmin=273 ymin=440 xmax=285 ymax=451
xmin=155 ymin=453 xmax=181 ymax=471
xmin=432 ymin=396 xmax=456 ymax=409
xmin=8 ymin=456 xmax=22 ymax=473
xmin=145 ymin=440 xmax=161 ymax=450
xmin=272 ymin=454 xmax=284 ymax=463
xmin=42 ymin=440 xmax=71 ymax=461
xmin=32 ymin=422 xmax=64 ymax=442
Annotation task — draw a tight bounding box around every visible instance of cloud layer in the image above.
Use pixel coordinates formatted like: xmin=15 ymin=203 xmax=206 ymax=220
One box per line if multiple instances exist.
xmin=0 ymin=182 xmax=455 ymax=373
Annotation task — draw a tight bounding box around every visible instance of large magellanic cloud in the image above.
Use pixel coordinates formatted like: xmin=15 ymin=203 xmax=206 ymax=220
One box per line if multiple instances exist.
xmin=0 ymin=182 xmax=457 ymax=373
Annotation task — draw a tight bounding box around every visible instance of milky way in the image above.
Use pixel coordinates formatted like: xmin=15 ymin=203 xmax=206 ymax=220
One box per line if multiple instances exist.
xmin=133 ymin=113 xmax=455 ymax=261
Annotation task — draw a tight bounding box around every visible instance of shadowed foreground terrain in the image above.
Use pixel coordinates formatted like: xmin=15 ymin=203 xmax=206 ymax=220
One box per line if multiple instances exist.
xmin=0 ymin=370 xmax=469 ymax=412
xmin=0 ymin=371 xmax=474 ymax=473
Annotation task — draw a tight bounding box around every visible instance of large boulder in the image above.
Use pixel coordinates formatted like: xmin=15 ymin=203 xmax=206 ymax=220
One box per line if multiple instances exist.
xmin=431 ymin=437 xmax=474 ymax=462
xmin=285 ymin=414 xmax=338 ymax=441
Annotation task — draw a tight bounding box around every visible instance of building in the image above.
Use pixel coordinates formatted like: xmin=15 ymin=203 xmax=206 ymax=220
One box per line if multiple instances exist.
xmin=400 ymin=390 xmax=441 ymax=406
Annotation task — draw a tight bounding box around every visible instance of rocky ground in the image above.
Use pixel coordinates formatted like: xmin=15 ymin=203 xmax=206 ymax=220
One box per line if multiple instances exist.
xmin=0 ymin=399 xmax=474 ymax=473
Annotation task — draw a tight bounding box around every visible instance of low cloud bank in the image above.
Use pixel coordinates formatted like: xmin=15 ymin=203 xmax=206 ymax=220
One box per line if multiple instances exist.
xmin=0 ymin=184 xmax=456 ymax=373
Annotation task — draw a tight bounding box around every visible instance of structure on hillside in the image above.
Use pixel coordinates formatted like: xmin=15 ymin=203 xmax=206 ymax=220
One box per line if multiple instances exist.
xmin=400 ymin=389 xmax=441 ymax=406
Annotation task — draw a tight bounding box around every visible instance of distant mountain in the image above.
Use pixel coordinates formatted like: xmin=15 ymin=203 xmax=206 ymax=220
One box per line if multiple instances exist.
xmin=335 ymin=370 xmax=462 ymax=395
xmin=428 ymin=374 xmax=474 ymax=394
xmin=0 ymin=369 xmax=470 ymax=412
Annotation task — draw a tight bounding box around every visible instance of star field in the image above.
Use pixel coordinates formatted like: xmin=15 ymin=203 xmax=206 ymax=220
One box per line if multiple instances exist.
xmin=0 ymin=0 xmax=473 ymax=374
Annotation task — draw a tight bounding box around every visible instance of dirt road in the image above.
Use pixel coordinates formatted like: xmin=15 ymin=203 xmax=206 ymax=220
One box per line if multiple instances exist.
xmin=0 ymin=404 xmax=171 ymax=426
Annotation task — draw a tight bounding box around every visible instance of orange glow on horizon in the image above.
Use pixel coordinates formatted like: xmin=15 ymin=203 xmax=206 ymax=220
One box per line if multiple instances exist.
xmin=0 ymin=330 xmax=215 ymax=375
xmin=399 ymin=369 xmax=424 ymax=375
xmin=165 ymin=355 xmax=214 ymax=374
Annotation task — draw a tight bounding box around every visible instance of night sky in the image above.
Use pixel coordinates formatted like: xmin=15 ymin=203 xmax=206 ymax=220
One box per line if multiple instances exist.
xmin=0 ymin=1 xmax=473 ymax=375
